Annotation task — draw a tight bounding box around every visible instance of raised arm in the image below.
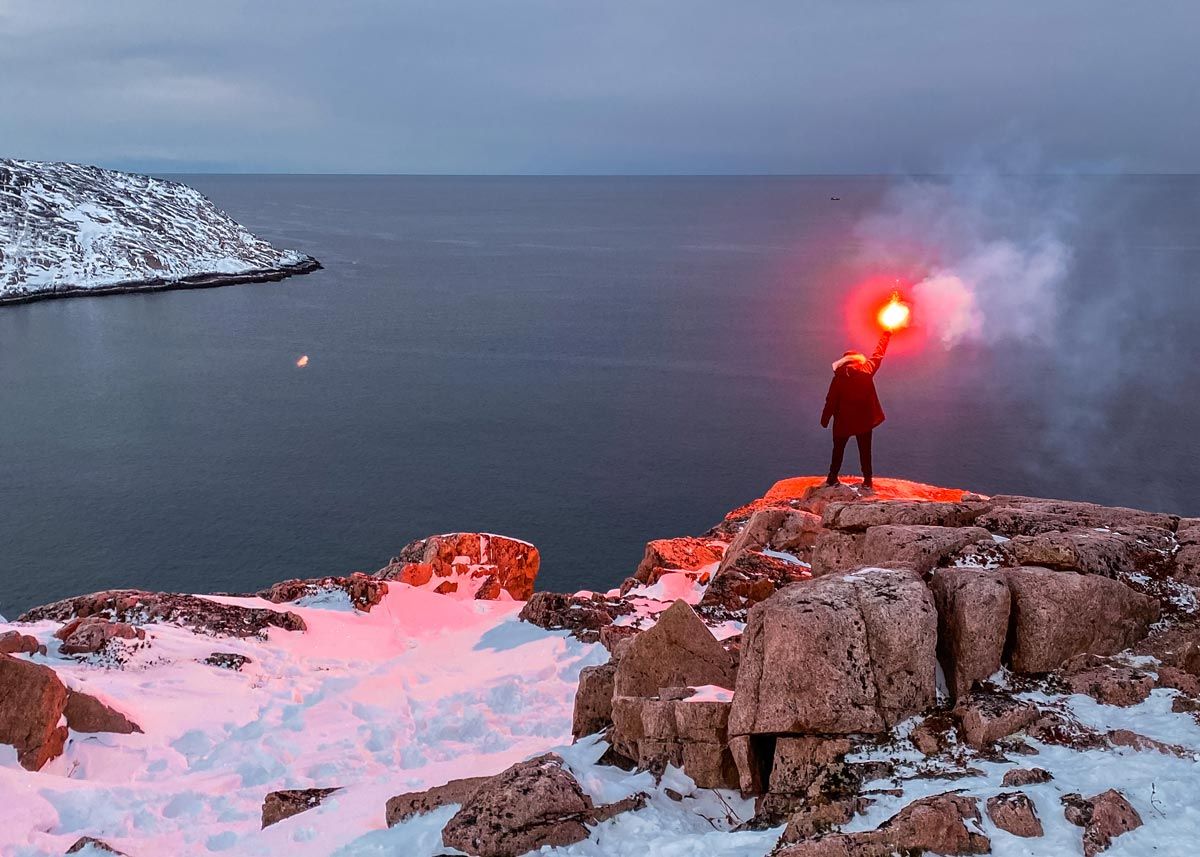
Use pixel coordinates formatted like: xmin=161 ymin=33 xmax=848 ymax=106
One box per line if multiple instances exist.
xmin=866 ymin=331 xmax=892 ymax=374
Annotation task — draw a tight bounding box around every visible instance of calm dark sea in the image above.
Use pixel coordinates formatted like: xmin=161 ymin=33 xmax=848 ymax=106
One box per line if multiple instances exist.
xmin=2 ymin=175 xmax=1199 ymax=615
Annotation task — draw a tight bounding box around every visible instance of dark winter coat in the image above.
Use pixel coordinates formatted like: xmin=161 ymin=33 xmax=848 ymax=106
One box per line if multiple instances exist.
xmin=821 ymin=332 xmax=891 ymax=439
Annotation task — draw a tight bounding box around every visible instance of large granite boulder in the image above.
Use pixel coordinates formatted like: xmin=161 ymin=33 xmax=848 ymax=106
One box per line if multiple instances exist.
xmin=929 ymin=568 xmax=1011 ymax=700
xmin=377 ymin=533 xmax=540 ymax=600
xmin=1003 ymin=568 xmax=1159 ymax=673
xmin=613 ymin=600 xmax=734 ymax=698
xmin=633 ymin=537 xmax=724 ymax=584
xmin=440 ymin=753 xmax=594 ymax=857
xmin=729 ymin=568 xmax=937 ymax=736
xmin=0 ymin=653 xmax=69 ymax=770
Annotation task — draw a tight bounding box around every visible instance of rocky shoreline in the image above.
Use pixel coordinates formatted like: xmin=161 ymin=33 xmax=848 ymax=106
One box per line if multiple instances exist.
xmin=0 ymin=255 xmax=322 ymax=307
xmin=2 ymin=476 xmax=1199 ymax=856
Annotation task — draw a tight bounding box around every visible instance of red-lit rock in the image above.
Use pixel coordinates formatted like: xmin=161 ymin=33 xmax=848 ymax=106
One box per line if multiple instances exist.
xmin=378 ymin=533 xmax=540 ymax=601
xmin=0 ymin=653 xmax=69 ymax=771
xmin=1062 ymin=790 xmax=1142 ymax=857
xmin=987 ymin=792 xmax=1043 ymax=838
xmin=930 ymin=567 xmax=1011 ymax=701
xmin=634 ymin=537 xmax=723 ymax=584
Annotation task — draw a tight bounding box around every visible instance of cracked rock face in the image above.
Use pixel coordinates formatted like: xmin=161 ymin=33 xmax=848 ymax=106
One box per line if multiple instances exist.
xmin=729 ymin=568 xmax=937 ymax=735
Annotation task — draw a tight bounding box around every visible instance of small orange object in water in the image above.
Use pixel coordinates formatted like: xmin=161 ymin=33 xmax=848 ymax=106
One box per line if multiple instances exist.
xmin=296 ymin=355 xmax=309 ymax=368
xmin=877 ymin=291 xmax=911 ymax=332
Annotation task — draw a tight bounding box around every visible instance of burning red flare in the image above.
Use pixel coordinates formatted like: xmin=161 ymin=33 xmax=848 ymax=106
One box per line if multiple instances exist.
xmin=877 ymin=291 xmax=911 ymax=332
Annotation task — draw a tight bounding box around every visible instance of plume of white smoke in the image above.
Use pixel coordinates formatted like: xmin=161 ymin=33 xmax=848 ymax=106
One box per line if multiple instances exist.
xmin=855 ymin=172 xmax=1074 ymax=348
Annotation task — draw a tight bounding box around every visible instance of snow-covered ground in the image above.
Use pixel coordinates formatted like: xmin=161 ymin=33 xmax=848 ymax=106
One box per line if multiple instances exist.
xmin=0 ymin=159 xmax=316 ymax=302
xmin=0 ymin=583 xmax=774 ymax=856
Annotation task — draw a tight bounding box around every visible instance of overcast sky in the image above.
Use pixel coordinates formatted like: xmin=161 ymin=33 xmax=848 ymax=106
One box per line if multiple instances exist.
xmin=1 ymin=1 xmax=1197 ymax=174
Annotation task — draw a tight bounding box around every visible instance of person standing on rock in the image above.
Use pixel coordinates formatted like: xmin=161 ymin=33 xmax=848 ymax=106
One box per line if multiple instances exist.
xmin=821 ymin=330 xmax=891 ymax=490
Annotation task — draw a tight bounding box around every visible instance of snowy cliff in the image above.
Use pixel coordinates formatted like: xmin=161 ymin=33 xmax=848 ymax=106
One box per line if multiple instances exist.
xmin=0 ymin=159 xmax=319 ymax=304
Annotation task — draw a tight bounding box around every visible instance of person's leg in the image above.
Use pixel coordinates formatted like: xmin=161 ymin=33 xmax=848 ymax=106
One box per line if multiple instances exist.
xmin=857 ymin=430 xmax=874 ymax=487
xmin=827 ymin=434 xmax=850 ymax=484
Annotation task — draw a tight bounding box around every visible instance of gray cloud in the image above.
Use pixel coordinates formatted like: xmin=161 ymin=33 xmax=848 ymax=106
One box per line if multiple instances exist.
xmin=1 ymin=0 xmax=1197 ymax=173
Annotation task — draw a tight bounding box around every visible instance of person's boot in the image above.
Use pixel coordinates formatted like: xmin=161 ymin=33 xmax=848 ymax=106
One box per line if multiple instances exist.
xmin=860 ymin=478 xmax=874 ymax=493
xmin=825 ymin=475 xmax=839 ymax=487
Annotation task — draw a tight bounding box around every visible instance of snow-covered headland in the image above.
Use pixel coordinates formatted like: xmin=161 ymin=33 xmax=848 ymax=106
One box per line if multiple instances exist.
xmin=3 ymin=478 xmax=1200 ymax=856
xmin=0 ymin=159 xmax=319 ymax=305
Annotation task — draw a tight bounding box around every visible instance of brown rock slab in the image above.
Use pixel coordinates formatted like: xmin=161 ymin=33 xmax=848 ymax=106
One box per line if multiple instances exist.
xmin=775 ymin=792 xmax=990 ymax=857
xmin=56 ymin=617 xmax=145 ymax=655
xmin=769 ymin=736 xmax=853 ymax=796
xmin=1009 ymin=528 xmax=1168 ymax=578
xmin=987 ymin=791 xmax=1043 ymax=837
xmin=953 ymin=691 xmax=1040 ymax=749
xmin=261 ymin=787 xmax=341 ymax=828
xmin=1063 ymin=789 xmax=1143 ymax=857
xmin=385 ymin=776 xmax=491 ymax=826
xmin=612 ymin=600 xmax=733 ymax=698
xmin=441 ymin=753 xmax=595 ymax=857
xmin=518 ymin=591 xmax=631 ymax=643
xmin=979 ymin=496 xmax=1175 ymax=537
xmin=1059 ymin=654 xmax=1154 ymax=707
xmin=0 ymin=631 xmax=42 ymax=655
xmin=730 ymin=569 xmax=936 ymax=736
xmin=64 ymin=690 xmax=142 ymax=734
xmin=809 ymin=530 xmax=864 ymax=577
xmin=572 ymin=662 xmax=616 ymax=740
xmin=859 ymin=525 xmax=993 ymax=575
xmin=0 ymin=653 xmax=69 ymax=771
xmin=1002 ymin=767 xmax=1053 ymax=787
xmin=822 ymin=500 xmax=983 ymax=532
xmin=1105 ymin=728 xmax=1191 ymax=757
xmin=699 ymin=550 xmax=808 ymax=612
xmin=930 ymin=567 xmax=1011 ymax=701
xmin=1003 ymin=568 xmax=1159 ymax=674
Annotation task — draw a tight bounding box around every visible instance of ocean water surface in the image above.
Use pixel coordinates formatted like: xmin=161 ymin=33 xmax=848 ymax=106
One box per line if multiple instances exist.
xmin=2 ymin=175 xmax=1198 ymax=614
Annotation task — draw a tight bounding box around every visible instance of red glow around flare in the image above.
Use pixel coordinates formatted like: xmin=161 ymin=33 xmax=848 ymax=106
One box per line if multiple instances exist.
xmin=844 ymin=276 xmax=927 ymax=356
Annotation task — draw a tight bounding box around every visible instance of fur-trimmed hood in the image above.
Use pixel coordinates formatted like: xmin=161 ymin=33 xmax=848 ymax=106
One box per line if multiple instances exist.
xmin=832 ymin=352 xmax=867 ymax=373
